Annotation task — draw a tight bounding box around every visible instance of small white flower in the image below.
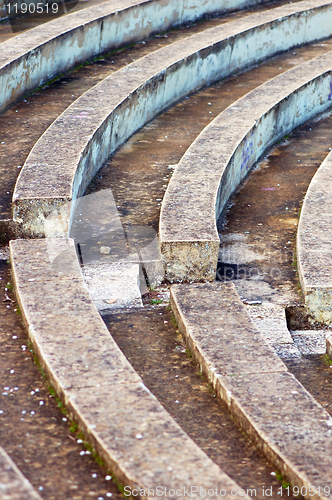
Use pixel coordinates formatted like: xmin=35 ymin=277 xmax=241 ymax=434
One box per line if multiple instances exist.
xmin=39 ymin=401 xmax=44 ymax=406
xmin=105 ymin=475 xmax=112 ymax=481
xmin=136 ymin=434 xmax=143 ymax=440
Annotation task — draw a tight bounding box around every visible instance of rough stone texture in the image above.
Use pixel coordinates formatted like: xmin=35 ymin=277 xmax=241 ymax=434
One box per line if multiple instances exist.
xmin=171 ymin=282 xmax=332 ymax=500
xmin=0 ymin=446 xmax=43 ymax=500
xmin=160 ymin=53 xmax=332 ymax=281
xmin=245 ymin=303 xmax=302 ymax=358
xmin=297 ymin=151 xmax=332 ymax=323
xmin=291 ymin=330 xmax=327 ymax=355
xmin=327 ymin=335 xmax=332 ymax=359
xmin=0 ymin=0 xmax=278 ymax=111
xmin=13 ymin=0 xmax=332 ymax=238
xmin=10 ymin=238 xmax=252 ymax=498
xmin=82 ymin=261 xmax=143 ymax=311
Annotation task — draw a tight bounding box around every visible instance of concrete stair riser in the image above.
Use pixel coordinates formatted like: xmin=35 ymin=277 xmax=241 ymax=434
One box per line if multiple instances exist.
xmin=170 ymin=283 xmax=332 ymax=500
xmin=12 ymin=0 xmax=332 ymax=239
xmin=160 ymin=53 xmax=332 ymax=281
xmin=9 ymin=237 xmax=253 ymax=500
xmin=0 ymin=0 xmax=282 ymax=111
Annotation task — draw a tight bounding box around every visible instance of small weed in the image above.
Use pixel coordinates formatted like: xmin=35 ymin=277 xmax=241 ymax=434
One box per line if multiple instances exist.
xmin=70 ymin=420 xmax=79 ymax=433
xmin=171 ymin=314 xmax=178 ymax=328
xmin=275 ymin=471 xmax=291 ymax=489
xmin=324 ymin=354 xmax=332 ymax=365
xmin=185 ymin=348 xmax=192 ymax=358
xmin=150 ymin=298 xmax=163 ymax=305
xmin=48 ymin=386 xmax=56 ymax=397
xmin=298 ymin=204 xmax=303 ymax=218
xmin=6 ymin=281 xmax=13 ymax=291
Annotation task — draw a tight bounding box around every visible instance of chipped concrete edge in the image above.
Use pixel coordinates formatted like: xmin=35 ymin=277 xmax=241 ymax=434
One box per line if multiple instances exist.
xmin=170 ymin=284 xmax=330 ymax=500
xmin=9 ymin=237 xmax=253 ymax=498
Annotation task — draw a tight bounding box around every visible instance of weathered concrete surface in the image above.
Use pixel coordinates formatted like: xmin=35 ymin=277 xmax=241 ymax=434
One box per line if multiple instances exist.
xmin=0 ymin=446 xmax=43 ymax=500
xmin=82 ymin=261 xmax=143 ymax=311
xmin=160 ymin=52 xmax=332 ymax=282
xmin=245 ymin=303 xmax=301 ymax=358
xmin=13 ymin=0 xmax=332 ymax=238
xmin=171 ymin=282 xmax=332 ymax=500
xmin=297 ymin=151 xmax=332 ymax=324
xmin=327 ymin=334 xmax=332 ymax=359
xmin=59 ymin=189 xmax=162 ymax=308
xmin=10 ymin=237 xmax=253 ymax=499
xmin=0 ymin=0 xmax=280 ymax=112
xmin=291 ymin=330 xmax=327 ymax=355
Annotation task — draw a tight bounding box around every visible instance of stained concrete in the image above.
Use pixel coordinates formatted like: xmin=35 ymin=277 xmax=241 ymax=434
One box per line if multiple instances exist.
xmin=171 ymin=282 xmax=332 ymax=500
xmin=160 ymin=51 xmax=332 ymax=281
xmin=13 ymin=0 xmax=332 ymax=237
xmin=297 ymin=151 xmax=332 ymax=323
xmin=0 ymin=0 xmax=283 ymax=112
xmin=10 ymin=237 xmax=253 ymax=499
xmin=103 ymin=306 xmax=294 ymax=500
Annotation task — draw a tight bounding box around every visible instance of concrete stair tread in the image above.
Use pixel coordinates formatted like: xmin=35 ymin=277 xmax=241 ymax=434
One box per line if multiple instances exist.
xmin=160 ymin=50 xmax=332 ymax=281
xmin=12 ymin=0 xmax=332 ymax=238
xmin=10 ymin=237 xmax=253 ymax=498
xmin=171 ymin=282 xmax=332 ymax=500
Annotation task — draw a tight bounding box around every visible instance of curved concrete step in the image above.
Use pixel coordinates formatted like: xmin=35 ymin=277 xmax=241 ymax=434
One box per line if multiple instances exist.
xmin=297 ymin=149 xmax=332 ymax=324
xmin=160 ymin=51 xmax=332 ymax=282
xmin=0 ymin=446 xmax=43 ymax=500
xmin=9 ymin=236 xmax=254 ymax=499
xmin=170 ymin=282 xmax=332 ymax=500
xmin=0 ymin=0 xmax=278 ymax=113
xmin=12 ymin=0 xmax=332 ymax=238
